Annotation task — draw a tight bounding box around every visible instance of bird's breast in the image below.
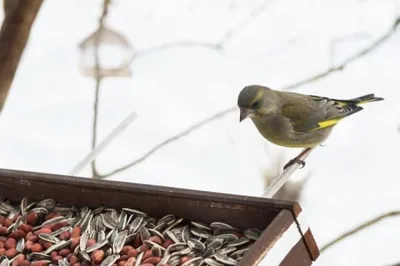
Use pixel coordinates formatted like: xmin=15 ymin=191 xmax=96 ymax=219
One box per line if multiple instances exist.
xmin=250 ymin=115 xmax=330 ymax=148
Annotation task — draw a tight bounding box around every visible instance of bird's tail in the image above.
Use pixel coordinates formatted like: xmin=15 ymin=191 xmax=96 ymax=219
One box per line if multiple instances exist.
xmin=332 ymin=93 xmax=384 ymax=106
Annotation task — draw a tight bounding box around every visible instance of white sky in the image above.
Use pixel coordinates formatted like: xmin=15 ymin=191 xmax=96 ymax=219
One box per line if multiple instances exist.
xmin=0 ymin=0 xmax=400 ymax=265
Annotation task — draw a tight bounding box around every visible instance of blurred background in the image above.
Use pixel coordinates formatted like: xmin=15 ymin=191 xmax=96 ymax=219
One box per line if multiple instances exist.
xmin=0 ymin=0 xmax=399 ymax=265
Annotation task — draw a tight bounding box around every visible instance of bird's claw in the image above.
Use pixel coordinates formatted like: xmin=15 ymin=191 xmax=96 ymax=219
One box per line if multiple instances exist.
xmin=283 ymin=158 xmax=306 ymax=170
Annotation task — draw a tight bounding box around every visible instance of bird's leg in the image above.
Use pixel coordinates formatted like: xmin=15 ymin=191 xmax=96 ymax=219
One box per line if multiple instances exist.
xmin=283 ymin=148 xmax=312 ymax=170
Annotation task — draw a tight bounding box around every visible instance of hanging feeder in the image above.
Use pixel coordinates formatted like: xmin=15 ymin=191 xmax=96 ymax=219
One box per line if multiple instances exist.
xmin=78 ymin=26 xmax=135 ymax=78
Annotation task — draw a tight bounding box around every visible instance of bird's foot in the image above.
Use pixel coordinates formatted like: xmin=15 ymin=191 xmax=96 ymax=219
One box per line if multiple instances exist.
xmin=283 ymin=158 xmax=306 ymax=170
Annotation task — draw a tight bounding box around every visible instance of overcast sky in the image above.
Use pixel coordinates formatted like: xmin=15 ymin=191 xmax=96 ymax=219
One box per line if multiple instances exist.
xmin=0 ymin=0 xmax=400 ymax=265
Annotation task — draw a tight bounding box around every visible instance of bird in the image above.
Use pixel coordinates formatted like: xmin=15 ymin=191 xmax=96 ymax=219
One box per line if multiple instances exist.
xmin=237 ymin=85 xmax=384 ymax=170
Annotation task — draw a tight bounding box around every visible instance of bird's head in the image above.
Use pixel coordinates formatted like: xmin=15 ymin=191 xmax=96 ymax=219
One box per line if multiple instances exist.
xmin=237 ymin=85 xmax=278 ymax=122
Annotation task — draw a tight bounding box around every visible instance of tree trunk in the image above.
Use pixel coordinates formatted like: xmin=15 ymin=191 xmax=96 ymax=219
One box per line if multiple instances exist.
xmin=0 ymin=0 xmax=44 ymax=113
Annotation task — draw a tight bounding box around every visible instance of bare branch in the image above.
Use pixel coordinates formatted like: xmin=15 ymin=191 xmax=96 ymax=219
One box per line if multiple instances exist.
xmin=91 ymin=78 xmax=101 ymax=178
xmin=320 ymin=210 xmax=400 ymax=254
xmin=100 ymin=16 xmax=400 ymax=179
xmin=91 ymin=0 xmax=112 ymax=178
xmin=0 ymin=0 xmax=44 ymax=113
xmin=281 ymin=17 xmax=399 ymax=91
xmin=134 ymin=41 xmax=221 ymax=60
xmin=101 ymin=107 xmax=236 ymax=178
xmin=133 ymin=0 xmax=273 ymax=59
xmin=218 ymin=0 xmax=274 ymax=47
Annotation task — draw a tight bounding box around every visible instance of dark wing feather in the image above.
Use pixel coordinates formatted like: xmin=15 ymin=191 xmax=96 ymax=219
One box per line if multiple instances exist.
xmin=281 ymin=95 xmax=363 ymax=133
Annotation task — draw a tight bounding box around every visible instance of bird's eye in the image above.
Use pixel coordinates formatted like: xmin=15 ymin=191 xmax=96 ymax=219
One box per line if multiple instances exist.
xmin=251 ymin=100 xmax=260 ymax=109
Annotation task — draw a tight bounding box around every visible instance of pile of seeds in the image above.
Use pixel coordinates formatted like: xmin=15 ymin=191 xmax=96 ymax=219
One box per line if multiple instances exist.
xmin=0 ymin=198 xmax=262 ymax=266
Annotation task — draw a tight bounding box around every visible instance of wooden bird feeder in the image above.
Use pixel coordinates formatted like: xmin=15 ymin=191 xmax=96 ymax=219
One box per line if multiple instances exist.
xmin=0 ymin=168 xmax=320 ymax=265
xmin=78 ymin=26 xmax=135 ymax=78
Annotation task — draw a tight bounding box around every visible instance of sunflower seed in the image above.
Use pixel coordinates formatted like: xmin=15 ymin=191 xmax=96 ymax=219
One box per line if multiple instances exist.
xmin=29 ymin=252 xmax=51 ymax=260
xmin=181 ymin=257 xmax=203 ymax=266
xmin=191 ymin=221 xmax=211 ymax=231
xmin=165 ymin=231 xmax=180 ymax=244
xmin=58 ymin=259 xmax=69 ymax=266
xmin=139 ymin=225 xmax=151 ymax=242
xmin=85 ymin=239 xmax=108 ymax=253
xmin=204 ymin=258 xmax=224 ymax=266
xmin=20 ymin=197 xmax=28 ymax=216
xmin=190 ymin=227 xmax=211 ymax=239
xmin=151 ymin=245 xmax=163 ymax=257
xmin=215 ymin=246 xmax=236 ymax=256
xmin=227 ymin=237 xmax=250 ymax=247
xmin=113 ymin=230 xmax=127 ymax=254
xmin=187 ymin=238 xmax=205 ymax=252
xmin=51 ymin=226 xmax=71 ymax=237
xmin=207 ymin=239 xmax=224 ymax=250
xmin=216 ymin=234 xmax=238 ymax=242
xmin=80 ymin=232 xmax=89 ymax=251
xmin=134 ymin=252 xmax=143 ymax=266
xmin=121 ymin=208 xmax=147 ymax=217
xmin=244 ymin=228 xmax=262 ymax=240
xmin=39 ymin=233 xmax=59 ymax=244
xmin=42 ymin=216 xmax=66 ymax=226
xmin=44 ymin=240 xmax=71 ymax=255
xmin=100 ymin=254 xmax=120 ymax=266
xmin=210 ymin=222 xmax=234 ymax=230
xmin=16 ymin=238 xmax=25 ymax=253
xmin=79 ymin=251 xmax=91 ymax=262
xmin=157 ymin=214 xmax=176 ymax=226
xmin=36 ymin=199 xmax=56 ymax=210
xmin=214 ymin=254 xmax=237 ymax=265
xmin=102 ymin=213 xmax=118 ymax=230
xmin=163 ymin=217 xmax=183 ymax=233
xmin=128 ymin=216 xmax=143 ymax=233
xmin=0 ymin=257 xmax=9 ymax=266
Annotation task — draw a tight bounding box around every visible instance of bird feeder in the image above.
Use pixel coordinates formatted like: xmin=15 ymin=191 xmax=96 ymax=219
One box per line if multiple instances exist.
xmin=78 ymin=26 xmax=135 ymax=78
xmin=0 ymin=168 xmax=320 ymax=265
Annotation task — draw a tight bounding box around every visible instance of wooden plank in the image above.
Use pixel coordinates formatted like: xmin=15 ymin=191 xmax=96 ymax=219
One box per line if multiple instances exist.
xmin=0 ymin=168 xmax=292 ymax=229
xmin=239 ymin=209 xmax=312 ymax=266
xmin=291 ymin=202 xmax=320 ymax=261
xmin=280 ymin=239 xmax=313 ymax=266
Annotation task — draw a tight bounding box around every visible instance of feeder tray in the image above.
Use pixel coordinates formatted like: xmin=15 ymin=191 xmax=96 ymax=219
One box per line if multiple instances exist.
xmin=0 ymin=168 xmax=319 ymax=265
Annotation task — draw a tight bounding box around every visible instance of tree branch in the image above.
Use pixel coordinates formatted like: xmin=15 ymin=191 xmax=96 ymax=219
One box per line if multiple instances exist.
xmin=217 ymin=0 xmax=274 ymax=47
xmin=320 ymin=210 xmax=400 ymax=254
xmin=101 ymin=106 xmax=236 ymax=178
xmin=99 ymin=16 xmax=400 ymax=179
xmin=133 ymin=0 xmax=273 ymax=59
xmin=0 ymin=0 xmax=44 ymax=114
xmin=91 ymin=0 xmax=111 ymax=178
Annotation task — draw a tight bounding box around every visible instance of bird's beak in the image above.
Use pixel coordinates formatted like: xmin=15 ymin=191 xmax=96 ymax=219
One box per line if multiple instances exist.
xmin=239 ymin=107 xmax=252 ymax=122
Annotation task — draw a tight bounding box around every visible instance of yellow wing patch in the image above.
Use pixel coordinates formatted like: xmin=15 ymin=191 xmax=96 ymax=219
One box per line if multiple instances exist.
xmin=309 ymin=119 xmax=341 ymax=131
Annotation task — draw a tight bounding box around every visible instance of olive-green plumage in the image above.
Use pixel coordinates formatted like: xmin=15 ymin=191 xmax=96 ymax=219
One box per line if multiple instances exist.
xmin=237 ymin=85 xmax=384 ymax=148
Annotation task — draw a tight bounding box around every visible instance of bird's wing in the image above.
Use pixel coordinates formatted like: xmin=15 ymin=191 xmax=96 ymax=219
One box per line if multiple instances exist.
xmin=281 ymin=95 xmax=363 ymax=133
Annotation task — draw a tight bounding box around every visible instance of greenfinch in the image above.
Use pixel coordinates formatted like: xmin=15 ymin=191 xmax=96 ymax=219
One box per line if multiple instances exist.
xmin=237 ymin=85 xmax=384 ymax=169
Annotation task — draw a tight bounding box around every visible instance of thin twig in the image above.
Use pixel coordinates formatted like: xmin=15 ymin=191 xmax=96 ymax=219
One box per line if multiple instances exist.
xmin=101 ymin=107 xmax=236 ymax=178
xmin=99 ymin=16 xmax=400 ymax=179
xmin=134 ymin=41 xmax=221 ymax=60
xmin=218 ymin=0 xmax=274 ymax=47
xmin=69 ymin=111 xmax=137 ymax=176
xmin=320 ymin=211 xmax=400 ymax=254
xmin=91 ymin=0 xmax=111 ymax=178
xmin=133 ymin=0 xmax=273 ymax=59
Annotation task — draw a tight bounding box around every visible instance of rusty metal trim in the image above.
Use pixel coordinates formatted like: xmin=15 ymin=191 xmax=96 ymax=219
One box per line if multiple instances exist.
xmin=239 ymin=209 xmax=294 ymax=265
xmin=290 ymin=202 xmax=320 ymax=261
